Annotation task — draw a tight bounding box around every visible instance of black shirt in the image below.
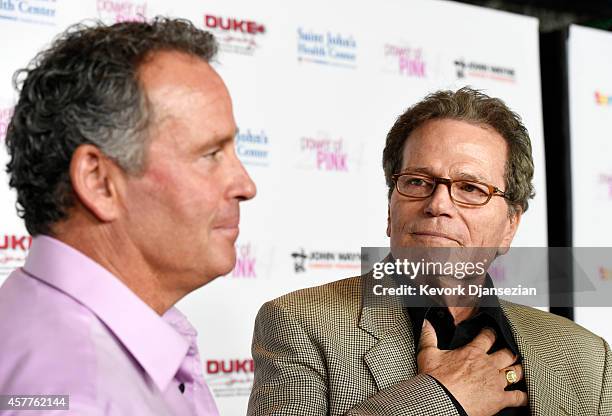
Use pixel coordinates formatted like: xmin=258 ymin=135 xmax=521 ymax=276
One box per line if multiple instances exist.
xmin=405 ymin=275 xmax=529 ymax=416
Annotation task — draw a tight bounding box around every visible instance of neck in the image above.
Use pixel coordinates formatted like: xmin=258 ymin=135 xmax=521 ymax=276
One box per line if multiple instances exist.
xmin=54 ymin=218 xmax=182 ymax=315
xmin=448 ymin=306 xmax=477 ymax=325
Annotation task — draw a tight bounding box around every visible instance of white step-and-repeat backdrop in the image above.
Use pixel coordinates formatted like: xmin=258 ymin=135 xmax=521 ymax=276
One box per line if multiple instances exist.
xmin=568 ymin=24 xmax=612 ymax=345
xmin=0 ymin=0 xmax=547 ymax=414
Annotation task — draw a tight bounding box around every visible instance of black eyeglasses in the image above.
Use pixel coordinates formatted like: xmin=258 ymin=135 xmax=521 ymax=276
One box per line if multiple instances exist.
xmin=391 ymin=172 xmax=509 ymax=206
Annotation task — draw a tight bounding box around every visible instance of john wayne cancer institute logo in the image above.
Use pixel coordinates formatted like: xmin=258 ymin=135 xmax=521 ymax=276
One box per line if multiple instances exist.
xmin=204 ymin=14 xmax=266 ymax=56
xmin=454 ymin=58 xmax=515 ymax=83
xmin=291 ymin=248 xmax=362 ymax=274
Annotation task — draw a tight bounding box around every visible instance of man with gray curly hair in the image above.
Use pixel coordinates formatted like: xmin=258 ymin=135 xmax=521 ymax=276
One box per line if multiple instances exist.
xmin=248 ymin=88 xmax=611 ymax=416
xmin=0 ymin=18 xmax=256 ymax=415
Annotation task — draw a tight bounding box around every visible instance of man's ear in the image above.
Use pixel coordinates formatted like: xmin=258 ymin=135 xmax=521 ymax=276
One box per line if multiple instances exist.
xmin=69 ymin=144 xmax=122 ymax=223
xmin=386 ymin=204 xmax=391 ymax=238
xmin=497 ymin=207 xmax=522 ymax=255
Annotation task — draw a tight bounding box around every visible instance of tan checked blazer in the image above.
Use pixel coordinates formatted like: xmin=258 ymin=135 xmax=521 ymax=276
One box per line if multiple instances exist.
xmin=247 ymin=275 xmax=612 ymax=416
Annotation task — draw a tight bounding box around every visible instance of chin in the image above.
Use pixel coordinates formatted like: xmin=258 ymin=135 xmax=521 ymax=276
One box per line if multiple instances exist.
xmin=216 ymin=249 xmax=238 ymax=277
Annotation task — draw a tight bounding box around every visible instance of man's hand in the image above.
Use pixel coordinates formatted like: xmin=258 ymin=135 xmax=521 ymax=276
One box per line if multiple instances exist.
xmin=417 ymin=320 xmax=528 ymax=416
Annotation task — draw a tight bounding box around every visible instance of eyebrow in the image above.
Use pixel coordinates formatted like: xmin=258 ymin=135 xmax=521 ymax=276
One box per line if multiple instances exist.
xmin=192 ymin=130 xmax=237 ymax=154
xmin=403 ymin=167 xmax=490 ymax=183
xmin=454 ymin=171 xmax=489 ymax=183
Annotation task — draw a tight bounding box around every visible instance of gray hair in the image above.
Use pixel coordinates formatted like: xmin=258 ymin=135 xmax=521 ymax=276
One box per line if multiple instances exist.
xmin=382 ymin=87 xmax=535 ymax=215
xmin=5 ymin=17 xmax=218 ymax=236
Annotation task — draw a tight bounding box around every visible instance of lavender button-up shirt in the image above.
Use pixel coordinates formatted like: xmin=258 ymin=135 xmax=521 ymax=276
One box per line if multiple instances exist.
xmin=0 ymin=236 xmax=219 ymax=415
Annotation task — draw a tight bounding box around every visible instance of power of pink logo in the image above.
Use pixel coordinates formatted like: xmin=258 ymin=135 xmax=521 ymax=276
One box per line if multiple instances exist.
xmin=0 ymin=107 xmax=14 ymax=142
xmin=96 ymin=0 xmax=147 ymax=23
xmin=300 ymin=136 xmax=348 ymax=172
xmin=384 ymin=44 xmax=426 ymax=77
xmin=600 ymin=174 xmax=612 ymax=198
xmin=229 ymin=243 xmax=256 ymax=278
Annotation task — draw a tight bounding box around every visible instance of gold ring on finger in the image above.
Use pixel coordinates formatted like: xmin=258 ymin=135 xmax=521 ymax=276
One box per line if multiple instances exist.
xmin=504 ymin=368 xmax=519 ymax=386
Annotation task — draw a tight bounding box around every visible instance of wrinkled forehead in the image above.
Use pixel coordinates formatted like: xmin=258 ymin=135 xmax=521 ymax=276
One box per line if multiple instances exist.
xmin=139 ymin=50 xmax=234 ymax=125
xmin=135 ymin=50 xmax=236 ymax=161
xmin=138 ymin=50 xmax=228 ymax=103
xmin=401 ymin=118 xmax=509 ymax=183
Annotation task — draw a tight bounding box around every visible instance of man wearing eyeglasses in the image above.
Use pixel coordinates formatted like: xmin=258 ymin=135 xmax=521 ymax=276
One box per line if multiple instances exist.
xmin=248 ymin=88 xmax=611 ymax=416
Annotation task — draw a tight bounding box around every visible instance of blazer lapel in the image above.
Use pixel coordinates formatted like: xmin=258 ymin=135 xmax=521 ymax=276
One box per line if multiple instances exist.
xmin=359 ymin=298 xmax=581 ymax=415
xmin=500 ymin=302 xmax=579 ymax=416
xmin=359 ymin=303 xmax=418 ymax=391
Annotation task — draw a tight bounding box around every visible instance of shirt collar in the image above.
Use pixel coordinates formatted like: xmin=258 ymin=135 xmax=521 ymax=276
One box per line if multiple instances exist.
xmin=22 ymin=235 xmax=190 ymax=391
xmin=404 ymin=274 xmax=518 ymax=355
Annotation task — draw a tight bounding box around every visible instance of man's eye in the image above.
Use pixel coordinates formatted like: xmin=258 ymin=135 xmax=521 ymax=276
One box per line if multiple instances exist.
xmin=459 ymin=182 xmax=485 ymax=193
xmin=407 ymin=178 xmax=426 ymax=186
xmin=203 ymin=148 xmax=221 ymax=159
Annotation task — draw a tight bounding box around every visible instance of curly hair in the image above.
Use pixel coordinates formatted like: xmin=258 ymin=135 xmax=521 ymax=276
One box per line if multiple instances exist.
xmin=382 ymin=87 xmax=535 ymax=215
xmin=5 ymin=17 xmax=218 ymax=236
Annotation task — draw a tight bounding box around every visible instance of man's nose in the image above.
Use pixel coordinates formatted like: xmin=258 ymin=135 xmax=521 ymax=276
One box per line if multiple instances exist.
xmin=238 ymin=169 xmax=257 ymax=201
xmin=423 ymin=182 xmax=454 ymax=217
xmin=228 ymin=153 xmax=257 ymax=201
